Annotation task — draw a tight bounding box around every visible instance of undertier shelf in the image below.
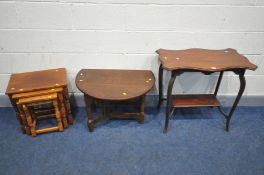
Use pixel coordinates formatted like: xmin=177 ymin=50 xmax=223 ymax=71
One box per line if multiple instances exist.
xmin=172 ymin=94 xmax=220 ymax=107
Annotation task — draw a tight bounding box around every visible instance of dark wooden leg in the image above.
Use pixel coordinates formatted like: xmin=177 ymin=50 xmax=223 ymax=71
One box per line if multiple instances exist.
xmin=84 ymin=95 xmax=94 ymax=132
xmin=225 ymin=70 xmax=246 ymax=131
xmin=138 ymin=96 xmax=145 ymax=123
xmin=63 ymin=87 xmax=74 ymax=125
xmin=157 ymin=64 xmax=164 ymax=109
xmin=214 ymin=71 xmax=224 ymax=96
xmin=164 ymin=71 xmax=177 ymax=134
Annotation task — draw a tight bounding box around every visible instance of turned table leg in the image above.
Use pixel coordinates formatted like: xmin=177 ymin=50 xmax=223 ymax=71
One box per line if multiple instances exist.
xmin=23 ymin=105 xmax=36 ymax=137
xmin=84 ymin=95 xmax=94 ymax=132
xmin=8 ymin=95 xmax=28 ymax=134
xmin=58 ymin=93 xmax=68 ymax=128
xmin=139 ymin=96 xmax=145 ymax=123
xmin=16 ymin=104 xmax=31 ymax=135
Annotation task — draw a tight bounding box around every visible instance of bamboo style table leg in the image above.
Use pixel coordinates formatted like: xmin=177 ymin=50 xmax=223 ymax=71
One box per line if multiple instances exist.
xmin=84 ymin=95 xmax=94 ymax=132
xmin=53 ymin=99 xmax=64 ymax=132
xmin=164 ymin=71 xmax=177 ymax=134
xmin=8 ymin=95 xmax=28 ymax=134
xmin=63 ymin=87 xmax=74 ymax=125
xmin=16 ymin=104 xmax=31 ymax=135
xmin=58 ymin=93 xmax=68 ymax=128
xmin=157 ymin=64 xmax=164 ymax=109
xmin=23 ymin=105 xmax=37 ymax=137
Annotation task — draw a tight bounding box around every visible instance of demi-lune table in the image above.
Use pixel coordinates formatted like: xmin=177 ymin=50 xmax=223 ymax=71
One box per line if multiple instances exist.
xmin=75 ymin=69 xmax=155 ymax=132
xmin=157 ymin=48 xmax=257 ymax=133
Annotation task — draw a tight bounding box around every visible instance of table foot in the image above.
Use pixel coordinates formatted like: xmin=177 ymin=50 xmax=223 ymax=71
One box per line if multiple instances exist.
xmin=20 ymin=126 xmax=26 ymax=134
xmin=163 ymin=127 xmax=168 ymax=134
xmin=68 ymin=114 xmax=74 ymax=125
xmin=138 ymin=116 xmax=144 ymax=124
xmin=87 ymin=122 xmax=94 ymax=132
xmin=225 ymin=119 xmax=230 ymax=132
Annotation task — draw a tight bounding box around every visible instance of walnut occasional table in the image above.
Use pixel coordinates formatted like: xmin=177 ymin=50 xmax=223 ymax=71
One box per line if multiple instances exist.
xmin=157 ymin=48 xmax=257 ymax=133
xmin=75 ymin=69 xmax=155 ymax=132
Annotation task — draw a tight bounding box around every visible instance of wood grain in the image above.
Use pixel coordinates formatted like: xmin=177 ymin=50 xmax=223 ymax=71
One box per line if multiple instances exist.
xmin=157 ymin=48 xmax=257 ymax=71
xmin=76 ymin=69 xmax=155 ymax=101
xmin=6 ymin=68 xmax=67 ymax=95
xmin=172 ymin=94 xmax=220 ymax=107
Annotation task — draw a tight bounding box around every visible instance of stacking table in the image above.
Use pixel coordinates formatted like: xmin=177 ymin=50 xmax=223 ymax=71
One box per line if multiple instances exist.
xmin=5 ymin=68 xmax=74 ymax=134
xmin=157 ymin=48 xmax=257 ymax=133
xmin=76 ymin=69 xmax=155 ymax=132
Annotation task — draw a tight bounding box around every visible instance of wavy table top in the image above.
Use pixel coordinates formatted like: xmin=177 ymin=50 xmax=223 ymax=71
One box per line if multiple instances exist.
xmin=157 ymin=48 xmax=257 ymax=72
xmin=76 ymin=69 xmax=155 ymax=101
xmin=6 ymin=68 xmax=67 ymax=95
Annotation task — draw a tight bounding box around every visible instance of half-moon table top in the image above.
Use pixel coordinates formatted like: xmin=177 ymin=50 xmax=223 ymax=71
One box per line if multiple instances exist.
xmin=76 ymin=69 xmax=155 ymax=101
xmin=157 ymin=48 xmax=257 ymax=72
xmin=6 ymin=68 xmax=67 ymax=95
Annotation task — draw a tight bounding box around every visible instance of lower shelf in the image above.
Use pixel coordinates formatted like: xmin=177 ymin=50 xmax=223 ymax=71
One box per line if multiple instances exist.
xmin=172 ymin=94 xmax=220 ymax=107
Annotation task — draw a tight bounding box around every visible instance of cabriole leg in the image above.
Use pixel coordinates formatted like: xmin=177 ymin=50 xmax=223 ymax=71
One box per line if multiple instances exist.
xmin=226 ymin=70 xmax=246 ymax=131
xmin=164 ymin=71 xmax=177 ymax=134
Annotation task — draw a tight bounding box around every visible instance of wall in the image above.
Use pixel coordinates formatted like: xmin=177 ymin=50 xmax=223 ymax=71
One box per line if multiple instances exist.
xmin=0 ymin=0 xmax=264 ymax=106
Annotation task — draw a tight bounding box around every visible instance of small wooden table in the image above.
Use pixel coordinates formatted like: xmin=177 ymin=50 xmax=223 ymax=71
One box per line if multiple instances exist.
xmin=157 ymin=48 xmax=257 ymax=133
xmin=5 ymin=68 xmax=74 ymax=134
xmin=75 ymin=69 xmax=155 ymax=132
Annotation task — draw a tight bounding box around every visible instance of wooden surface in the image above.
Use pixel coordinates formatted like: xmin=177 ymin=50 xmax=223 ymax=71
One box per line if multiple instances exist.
xmin=6 ymin=68 xmax=67 ymax=95
xmin=157 ymin=48 xmax=257 ymax=71
xmin=172 ymin=95 xmax=220 ymax=107
xmin=12 ymin=88 xmax=63 ymax=99
xmin=76 ymin=69 xmax=155 ymax=101
xmin=17 ymin=93 xmax=57 ymax=104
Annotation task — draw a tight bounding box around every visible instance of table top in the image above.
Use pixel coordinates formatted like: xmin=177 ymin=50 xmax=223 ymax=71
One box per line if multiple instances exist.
xmin=157 ymin=48 xmax=257 ymax=71
xmin=6 ymin=68 xmax=67 ymax=95
xmin=75 ymin=69 xmax=155 ymax=101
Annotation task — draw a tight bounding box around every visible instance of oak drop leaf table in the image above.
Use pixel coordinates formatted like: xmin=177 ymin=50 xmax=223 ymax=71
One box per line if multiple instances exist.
xmin=76 ymin=69 xmax=155 ymax=132
xmin=157 ymin=48 xmax=257 ymax=133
